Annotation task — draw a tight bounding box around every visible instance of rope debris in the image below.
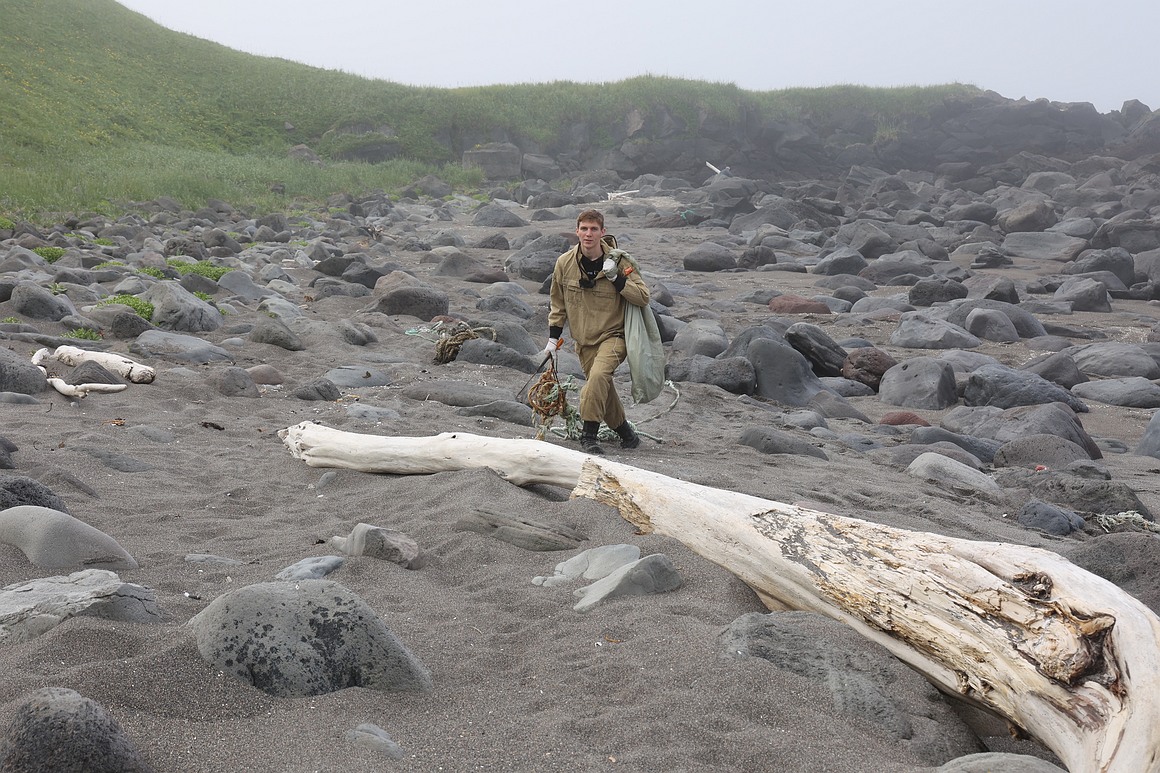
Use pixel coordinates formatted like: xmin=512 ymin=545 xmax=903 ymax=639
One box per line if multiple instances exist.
xmin=525 ymin=366 xmax=574 ymax=440
xmin=405 ymin=320 xmax=497 ymax=364
xmin=525 ymin=369 xmax=680 ymax=444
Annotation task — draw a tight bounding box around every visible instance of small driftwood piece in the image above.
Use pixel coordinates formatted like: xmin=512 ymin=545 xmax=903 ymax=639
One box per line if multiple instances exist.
xmin=32 ymin=345 xmax=156 ymax=384
xmin=278 ymin=423 xmax=1160 ymax=773
xmin=44 ymin=379 xmax=129 ymax=398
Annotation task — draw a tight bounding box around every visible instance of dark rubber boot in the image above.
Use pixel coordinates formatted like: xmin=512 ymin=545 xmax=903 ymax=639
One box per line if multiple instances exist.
xmin=580 ymin=421 xmax=604 ymax=455
xmin=613 ymin=421 xmax=640 ymax=449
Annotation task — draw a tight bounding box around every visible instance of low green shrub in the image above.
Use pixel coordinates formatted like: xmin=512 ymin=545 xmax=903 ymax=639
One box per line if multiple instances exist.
xmin=33 ymin=246 xmax=66 ymax=263
xmin=98 ymin=294 xmax=154 ymax=321
xmin=138 ymin=266 xmax=166 ymax=278
xmin=167 ymin=259 xmax=232 ymax=282
xmin=63 ymin=327 xmax=102 ymax=340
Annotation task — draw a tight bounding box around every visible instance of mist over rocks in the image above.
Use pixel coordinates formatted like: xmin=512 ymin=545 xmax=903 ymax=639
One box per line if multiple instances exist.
xmin=3 ymin=93 xmax=1160 ymax=772
xmin=452 ymin=93 xmax=1159 ymax=192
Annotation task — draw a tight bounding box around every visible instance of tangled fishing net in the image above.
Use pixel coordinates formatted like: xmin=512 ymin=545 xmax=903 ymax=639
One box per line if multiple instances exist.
xmin=524 ymin=362 xmax=679 ymax=444
xmin=525 ymin=366 xmax=578 ymax=440
xmin=405 ymin=320 xmax=497 ymax=364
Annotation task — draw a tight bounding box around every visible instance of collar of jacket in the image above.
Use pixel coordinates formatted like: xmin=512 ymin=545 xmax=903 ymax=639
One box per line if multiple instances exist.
xmin=570 ymin=243 xmax=607 ymax=265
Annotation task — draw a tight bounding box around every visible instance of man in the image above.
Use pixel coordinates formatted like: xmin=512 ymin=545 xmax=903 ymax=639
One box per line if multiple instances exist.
xmin=544 ymin=209 xmax=650 ymax=455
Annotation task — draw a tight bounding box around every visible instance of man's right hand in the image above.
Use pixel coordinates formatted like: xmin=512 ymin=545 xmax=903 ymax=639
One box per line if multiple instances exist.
xmin=543 ymin=338 xmax=560 ymax=358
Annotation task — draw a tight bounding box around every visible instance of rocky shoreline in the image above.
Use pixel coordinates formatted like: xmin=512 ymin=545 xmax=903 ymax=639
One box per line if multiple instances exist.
xmin=1 ymin=123 xmax=1160 ymax=770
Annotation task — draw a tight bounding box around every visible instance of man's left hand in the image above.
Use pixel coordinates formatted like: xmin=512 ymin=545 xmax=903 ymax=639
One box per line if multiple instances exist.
xmin=602 ymin=258 xmax=617 ymax=279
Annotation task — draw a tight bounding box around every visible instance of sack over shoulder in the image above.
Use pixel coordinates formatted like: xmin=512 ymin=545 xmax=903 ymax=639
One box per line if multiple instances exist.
xmin=624 ymin=302 xmax=665 ymax=404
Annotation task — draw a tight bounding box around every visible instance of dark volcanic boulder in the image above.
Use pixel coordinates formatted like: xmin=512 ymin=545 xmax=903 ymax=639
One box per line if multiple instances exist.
xmin=993 ymin=434 xmax=1095 ymax=467
xmin=141 ymin=282 xmax=222 ymax=332
xmin=746 ymin=338 xmax=825 ymax=406
xmin=908 ymin=277 xmax=968 ymax=307
xmin=683 ymin=242 xmax=737 ymax=272
xmin=1017 ymin=499 xmax=1085 ymax=536
xmin=189 ymin=580 xmax=432 ymax=697
xmin=9 ymin=282 xmax=75 ymax=321
xmin=1062 ymin=342 xmax=1160 ymax=379
xmin=944 ymin=299 xmax=1046 ymax=338
xmin=1063 ymin=247 xmax=1136 ymax=287
xmin=890 ymin=313 xmax=980 ymax=350
xmin=963 ymin=308 xmax=1020 ymax=343
xmin=0 ymin=688 xmax=152 ymax=773
xmin=785 ymin=322 xmax=847 ymax=377
xmin=962 ymin=364 xmax=1088 ymax=413
xmin=705 ymin=176 xmax=759 ymax=220
xmin=942 ymin=403 xmax=1101 ymax=459
xmin=666 ymin=355 xmax=755 ymax=395
xmin=812 ymin=247 xmax=868 ymax=277
xmin=365 ymin=285 xmax=449 ymax=321
xmin=1020 ymin=351 xmax=1089 ymax=389
xmin=471 ymin=202 xmax=528 ymax=227
xmin=840 ymin=347 xmax=898 ymax=391
xmin=0 ymin=348 xmax=47 ymax=395
xmin=878 ymin=357 xmax=958 ymax=410
xmin=739 ymin=428 xmax=828 ymax=460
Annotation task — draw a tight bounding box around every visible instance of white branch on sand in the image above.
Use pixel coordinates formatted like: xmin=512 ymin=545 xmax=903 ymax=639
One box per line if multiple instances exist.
xmin=42 ymin=378 xmax=129 ymax=398
xmin=30 ymin=345 xmax=154 ymax=398
xmin=31 ymin=345 xmax=156 ymax=383
xmin=279 ymin=423 xmax=1160 ymax=773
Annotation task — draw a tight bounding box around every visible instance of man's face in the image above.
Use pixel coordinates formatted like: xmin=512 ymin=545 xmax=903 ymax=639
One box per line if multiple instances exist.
xmin=576 ymin=219 xmax=605 ymax=253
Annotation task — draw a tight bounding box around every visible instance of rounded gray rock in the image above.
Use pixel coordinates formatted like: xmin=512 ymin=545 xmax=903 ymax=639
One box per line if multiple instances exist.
xmin=189 ymin=579 xmax=433 ymax=697
xmin=963 ymin=364 xmax=1088 ymax=413
xmin=1070 ymin=376 xmax=1160 ymax=408
xmin=0 ymin=348 xmax=48 ymax=395
xmin=213 ymin=366 xmax=260 ymax=397
xmin=0 ymin=687 xmax=152 ymax=773
xmin=878 ymin=357 xmax=958 ymax=410
xmin=683 ymin=241 xmax=737 ymax=272
xmin=739 ymin=427 xmax=828 ymax=460
xmin=249 ymin=317 xmax=304 ymax=351
xmin=0 ymin=505 xmax=137 ymax=570
xmin=994 ymin=434 xmax=1093 ymax=468
xmin=747 ymin=337 xmax=825 ymax=406
xmin=1017 ymin=499 xmax=1085 ymax=536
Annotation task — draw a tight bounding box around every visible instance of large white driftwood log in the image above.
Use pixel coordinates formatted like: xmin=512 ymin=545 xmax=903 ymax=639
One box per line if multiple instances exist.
xmin=279 ymin=422 xmax=1160 ymax=773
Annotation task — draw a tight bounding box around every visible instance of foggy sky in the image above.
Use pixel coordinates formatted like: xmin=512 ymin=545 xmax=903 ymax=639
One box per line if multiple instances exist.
xmin=115 ymin=1 xmax=1158 ymax=115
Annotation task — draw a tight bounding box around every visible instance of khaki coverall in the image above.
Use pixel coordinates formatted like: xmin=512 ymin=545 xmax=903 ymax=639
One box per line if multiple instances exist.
xmin=547 ymin=244 xmax=650 ymax=427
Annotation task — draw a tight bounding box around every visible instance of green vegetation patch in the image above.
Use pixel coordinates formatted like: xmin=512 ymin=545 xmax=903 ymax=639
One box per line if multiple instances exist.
xmin=137 ymin=266 xmax=166 ymax=278
xmin=0 ymin=216 xmax=15 ymax=230
xmin=98 ymin=294 xmax=154 ymax=321
xmin=167 ymin=259 xmax=232 ymax=281
xmin=33 ymin=246 xmax=66 ymax=263
xmin=62 ymin=327 xmax=102 ymax=340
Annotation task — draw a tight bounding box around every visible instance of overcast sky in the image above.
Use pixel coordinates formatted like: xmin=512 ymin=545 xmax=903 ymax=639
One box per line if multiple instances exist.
xmin=116 ymin=1 xmax=1158 ymax=115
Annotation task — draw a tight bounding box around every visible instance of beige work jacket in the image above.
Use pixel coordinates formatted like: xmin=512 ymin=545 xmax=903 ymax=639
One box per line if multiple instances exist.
xmin=548 ymin=245 xmax=650 ymax=347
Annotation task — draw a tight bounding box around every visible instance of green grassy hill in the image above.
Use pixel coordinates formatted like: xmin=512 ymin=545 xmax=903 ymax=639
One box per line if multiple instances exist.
xmin=0 ymin=0 xmax=980 ymax=218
